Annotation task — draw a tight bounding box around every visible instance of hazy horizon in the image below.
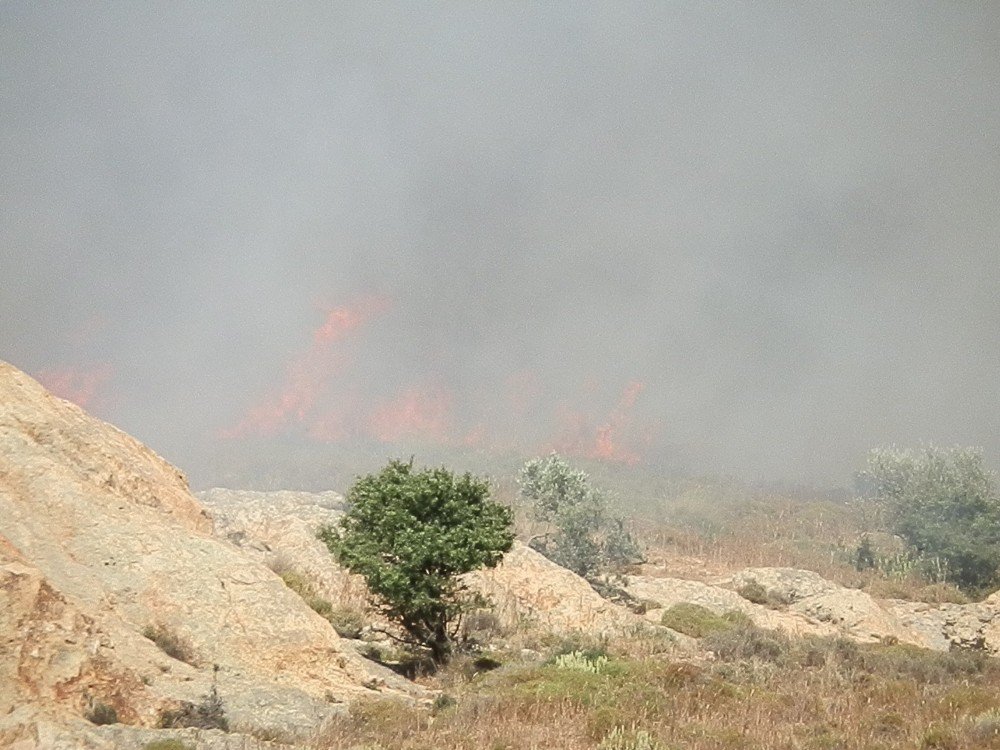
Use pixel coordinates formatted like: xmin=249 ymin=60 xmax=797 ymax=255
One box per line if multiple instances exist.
xmin=3 ymin=3 xmax=999 ymax=489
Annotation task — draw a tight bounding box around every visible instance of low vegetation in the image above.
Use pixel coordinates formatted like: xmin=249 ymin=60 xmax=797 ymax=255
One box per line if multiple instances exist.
xmin=861 ymin=445 xmax=1000 ymax=595
xmin=141 ymin=623 xmax=198 ymax=666
xmin=315 ymin=624 xmax=1000 ymax=750
xmin=84 ymin=701 xmax=117 ymax=726
xmin=158 ymin=683 xmax=228 ymax=732
xmin=520 ymin=453 xmax=642 ymax=578
xmin=659 ymin=603 xmax=750 ymax=638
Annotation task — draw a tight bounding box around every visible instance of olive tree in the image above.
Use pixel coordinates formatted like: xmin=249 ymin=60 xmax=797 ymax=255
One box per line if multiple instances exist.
xmin=861 ymin=445 xmax=1000 ymax=595
xmin=319 ymin=460 xmax=513 ymax=663
xmin=519 ymin=453 xmax=641 ymax=579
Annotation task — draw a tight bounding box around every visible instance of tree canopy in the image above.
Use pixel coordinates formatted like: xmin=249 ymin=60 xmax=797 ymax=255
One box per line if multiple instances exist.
xmin=319 ymin=459 xmax=514 ymax=662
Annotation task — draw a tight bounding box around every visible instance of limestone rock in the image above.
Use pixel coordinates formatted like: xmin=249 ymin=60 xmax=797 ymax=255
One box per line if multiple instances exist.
xmin=0 ymin=361 xmax=423 ymax=746
xmin=624 ymin=574 xmax=840 ymax=639
xmin=719 ymin=568 xmax=932 ymax=646
xmin=197 ymin=488 xmax=367 ymax=611
xmin=466 ymin=542 xmax=647 ymax=637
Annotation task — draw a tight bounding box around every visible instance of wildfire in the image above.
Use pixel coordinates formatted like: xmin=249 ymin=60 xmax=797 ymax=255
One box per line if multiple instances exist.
xmin=36 ymin=364 xmax=113 ymax=410
xmin=218 ymin=296 xmax=389 ymax=439
xmin=551 ymin=379 xmax=647 ymax=466
xmin=368 ymin=386 xmax=453 ymax=443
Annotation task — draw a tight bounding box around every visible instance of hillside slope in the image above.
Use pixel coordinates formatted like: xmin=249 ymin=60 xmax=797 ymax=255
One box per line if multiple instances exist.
xmin=0 ymin=361 xmax=421 ymax=748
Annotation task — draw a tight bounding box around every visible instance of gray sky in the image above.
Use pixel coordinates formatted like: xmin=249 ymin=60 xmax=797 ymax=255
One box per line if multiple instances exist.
xmin=3 ymin=2 xmax=999 ymax=487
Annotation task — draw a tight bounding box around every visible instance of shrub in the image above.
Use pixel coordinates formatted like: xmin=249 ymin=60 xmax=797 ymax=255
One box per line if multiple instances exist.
xmin=861 ymin=445 xmax=1000 ymax=595
xmin=319 ymin=460 xmax=514 ymax=663
xmin=142 ymin=623 xmax=197 ymax=665
xmin=660 ymin=603 xmax=740 ymax=638
xmin=598 ymin=726 xmax=663 ymax=750
xmin=159 ymin=684 xmax=228 ymax=731
xmin=277 ymin=570 xmax=355 ymax=628
xmin=85 ymin=701 xmax=117 ymax=725
xmin=519 ymin=453 xmax=642 ymax=578
xmin=736 ymin=579 xmax=790 ymax=608
xmin=703 ymin=624 xmax=791 ymax=664
xmin=327 ymin=606 xmax=366 ymax=639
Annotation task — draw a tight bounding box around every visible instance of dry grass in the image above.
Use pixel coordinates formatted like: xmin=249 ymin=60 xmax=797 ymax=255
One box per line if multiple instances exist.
xmin=636 ymin=496 xmax=969 ymax=605
xmin=315 ymin=627 xmax=1000 ymax=750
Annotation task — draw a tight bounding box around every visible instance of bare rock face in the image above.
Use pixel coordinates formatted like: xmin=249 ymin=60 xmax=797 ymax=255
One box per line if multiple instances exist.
xmin=198 ymin=488 xmax=368 ymax=611
xmin=886 ymin=595 xmax=1000 ymax=654
xmin=465 ymin=542 xmax=648 ymax=638
xmin=0 ymin=362 xmax=422 ymax=747
xmin=625 ymin=567 xmax=937 ymax=648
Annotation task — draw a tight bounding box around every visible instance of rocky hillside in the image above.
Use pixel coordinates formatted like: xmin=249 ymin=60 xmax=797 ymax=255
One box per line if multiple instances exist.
xmin=0 ymin=362 xmax=421 ymax=749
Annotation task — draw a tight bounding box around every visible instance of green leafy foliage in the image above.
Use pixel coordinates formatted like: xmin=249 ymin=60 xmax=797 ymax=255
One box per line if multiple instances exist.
xmin=861 ymin=446 xmax=1000 ymax=595
xmin=519 ymin=453 xmax=642 ymax=578
xmin=319 ymin=460 xmax=514 ymax=663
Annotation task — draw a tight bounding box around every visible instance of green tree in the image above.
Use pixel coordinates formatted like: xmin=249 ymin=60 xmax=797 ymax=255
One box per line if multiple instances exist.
xmin=861 ymin=445 xmax=1000 ymax=595
xmin=519 ymin=453 xmax=641 ymax=578
xmin=319 ymin=460 xmax=513 ymax=663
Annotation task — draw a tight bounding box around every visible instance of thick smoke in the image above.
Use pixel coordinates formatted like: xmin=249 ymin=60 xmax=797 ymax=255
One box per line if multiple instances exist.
xmin=2 ymin=3 xmax=999 ymax=486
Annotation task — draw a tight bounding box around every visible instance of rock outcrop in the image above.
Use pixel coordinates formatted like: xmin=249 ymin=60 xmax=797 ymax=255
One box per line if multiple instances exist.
xmin=0 ymin=362 xmax=421 ymax=748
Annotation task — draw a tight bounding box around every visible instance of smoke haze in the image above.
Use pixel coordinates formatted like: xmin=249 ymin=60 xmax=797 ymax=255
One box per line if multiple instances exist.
xmin=3 ymin=2 xmax=999 ymax=486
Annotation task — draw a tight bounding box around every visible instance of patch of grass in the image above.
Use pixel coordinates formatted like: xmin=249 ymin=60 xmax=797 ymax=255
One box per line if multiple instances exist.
xmin=703 ymin=624 xmax=792 ymax=664
xmin=327 ymin=605 xmax=366 ymax=639
xmin=277 ymin=569 xmax=360 ymax=630
xmin=142 ymin=741 xmax=193 ymax=750
xmin=659 ymin=603 xmax=747 ymax=638
xmin=142 ymin=623 xmax=198 ymax=665
xmin=598 ymin=726 xmax=664 ymax=750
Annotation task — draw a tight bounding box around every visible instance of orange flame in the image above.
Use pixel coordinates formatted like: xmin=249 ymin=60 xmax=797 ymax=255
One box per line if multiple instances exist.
xmin=368 ymin=386 xmax=452 ymax=443
xmin=549 ymin=379 xmax=647 ymax=466
xmin=36 ymin=364 xmax=113 ymax=410
xmin=219 ymin=296 xmax=389 ymax=439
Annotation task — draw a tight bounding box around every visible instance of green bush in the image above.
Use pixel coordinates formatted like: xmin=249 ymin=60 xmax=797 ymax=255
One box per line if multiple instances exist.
xmin=319 ymin=460 xmax=514 ymax=663
xmin=660 ymin=603 xmax=747 ymax=638
xmin=519 ymin=453 xmax=642 ymax=578
xmin=862 ymin=446 xmax=1000 ymax=595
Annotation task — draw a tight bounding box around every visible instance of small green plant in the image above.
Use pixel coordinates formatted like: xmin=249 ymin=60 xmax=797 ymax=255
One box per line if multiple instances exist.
xmin=968 ymin=708 xmax=1000 ymax=741
xmin=703 ymin=624 xmax=791 ymax=664
xmin=142 ymin=623 xmax=197 ymax=665
xmin=598 ymin=727 xmax=663 ymax=750
xmin=85 ymin=701 xmax=117 ymax=725
xmin=660 ymin=603 xmax=745 ymax=638
xmin=553 ymin=650 xmax=609 ymax=673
